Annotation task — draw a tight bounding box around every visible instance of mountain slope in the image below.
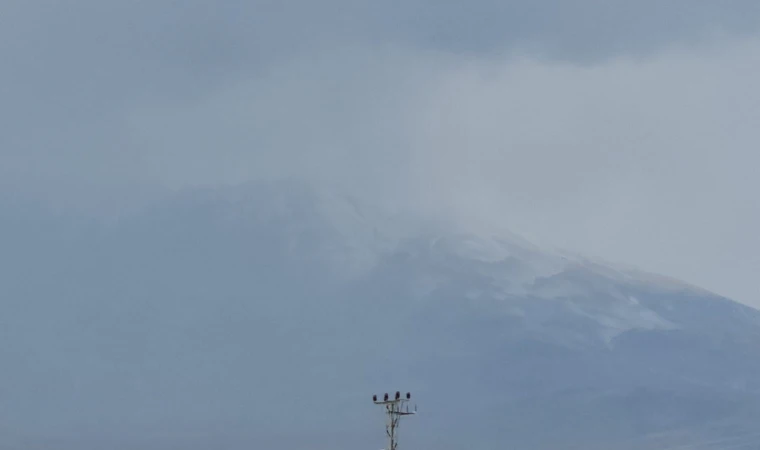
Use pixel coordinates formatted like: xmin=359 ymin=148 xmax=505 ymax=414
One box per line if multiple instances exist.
xmin=2 ymin=181 xmax=760 ymax=450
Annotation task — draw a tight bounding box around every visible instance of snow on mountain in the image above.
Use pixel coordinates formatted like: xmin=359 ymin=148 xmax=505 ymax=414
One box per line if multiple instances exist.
xmin=135 ymin=181 xmax=749 ymax=349
xmin=4 ymin=180 xmax=760 ymax=450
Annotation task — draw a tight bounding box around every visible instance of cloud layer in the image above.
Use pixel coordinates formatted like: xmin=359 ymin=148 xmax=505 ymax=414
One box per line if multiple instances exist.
xmin=2 ymin=2 xmax=760 ymax=304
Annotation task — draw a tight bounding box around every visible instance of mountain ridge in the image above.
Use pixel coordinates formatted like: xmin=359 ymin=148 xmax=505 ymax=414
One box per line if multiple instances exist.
xmin=2 ymin=180 xmax=760 ymax=449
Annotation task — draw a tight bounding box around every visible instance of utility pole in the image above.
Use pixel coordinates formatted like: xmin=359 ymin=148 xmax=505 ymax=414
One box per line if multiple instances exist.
xmin=372 ymin=391 xmax=417 ymax=450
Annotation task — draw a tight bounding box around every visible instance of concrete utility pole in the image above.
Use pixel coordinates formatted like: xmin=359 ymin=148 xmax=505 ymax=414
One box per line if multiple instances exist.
xmin=372 ymin=391 xmax=417 ymax=450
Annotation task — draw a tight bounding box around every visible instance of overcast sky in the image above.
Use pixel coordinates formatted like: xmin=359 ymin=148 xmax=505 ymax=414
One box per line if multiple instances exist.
xmin=2 ymin=1 xmax=760 ymax=305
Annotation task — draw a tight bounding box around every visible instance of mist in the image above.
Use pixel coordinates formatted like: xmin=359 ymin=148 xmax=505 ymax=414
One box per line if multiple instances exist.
xmin=3 ymin=3 xmax=760 ymax=448
xmin=3 ymin=1 xmax=760 ymax=303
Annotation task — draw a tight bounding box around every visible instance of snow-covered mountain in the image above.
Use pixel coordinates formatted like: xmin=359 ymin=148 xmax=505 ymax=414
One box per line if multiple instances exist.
xmin=2 ymin=180 xmax=760 ymax=450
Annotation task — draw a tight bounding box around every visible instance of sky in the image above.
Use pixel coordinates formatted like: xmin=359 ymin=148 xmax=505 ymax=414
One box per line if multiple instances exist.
xmin=2 ymin=1 xmax=760 ymax=305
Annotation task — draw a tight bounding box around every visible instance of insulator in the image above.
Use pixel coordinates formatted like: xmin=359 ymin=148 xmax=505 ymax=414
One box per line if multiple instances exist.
xmin=373 ymin=395 xmax=377 ymax=402
xmin=406 ymin=392 xmax=411 ymax=399
xmin=384 ymin=393 xmax=389 ymax=401
xmin=395 ymin=391 xmax=400 ymax=400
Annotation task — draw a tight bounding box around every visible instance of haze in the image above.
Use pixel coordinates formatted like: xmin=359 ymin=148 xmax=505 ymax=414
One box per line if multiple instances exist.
xmin=3 ymin=1 xmax=760 ymax=304
xmin=5 ymin=2 xmax=760 ymax=449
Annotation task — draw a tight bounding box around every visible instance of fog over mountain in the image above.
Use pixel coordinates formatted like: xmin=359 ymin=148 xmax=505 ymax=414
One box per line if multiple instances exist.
xmin=3 ymin=180 xmax=760 ymax=449
xmin=3 ymin=2 xmax=760 ymax=449
xmin=2 ymin=2 xmax=760 ymax=305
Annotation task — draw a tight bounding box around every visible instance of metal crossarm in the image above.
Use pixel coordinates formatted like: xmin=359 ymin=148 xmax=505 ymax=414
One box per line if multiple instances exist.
xmin=372 ymin=391 xmax=417 ymax=450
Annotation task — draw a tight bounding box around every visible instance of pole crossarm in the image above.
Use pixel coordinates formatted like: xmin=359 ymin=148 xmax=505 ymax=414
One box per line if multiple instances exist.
xmin=372 ymin=391 xmax=417 ymax=450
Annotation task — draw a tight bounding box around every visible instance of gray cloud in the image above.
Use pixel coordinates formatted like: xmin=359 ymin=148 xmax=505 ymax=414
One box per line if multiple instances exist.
xmin=4 ymin=3 xmax=760 ymax=446
xmin=5 ymin=1 xmax=760 ymax=72
xmin=3 ymin=0 xmax=760 ymax=115
xmin=1 ymin=1 xmax=760 ymax=305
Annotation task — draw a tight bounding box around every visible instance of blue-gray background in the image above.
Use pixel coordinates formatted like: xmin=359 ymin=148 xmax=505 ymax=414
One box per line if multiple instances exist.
xmin=2 ymin=2 xmax=760 ymax=449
